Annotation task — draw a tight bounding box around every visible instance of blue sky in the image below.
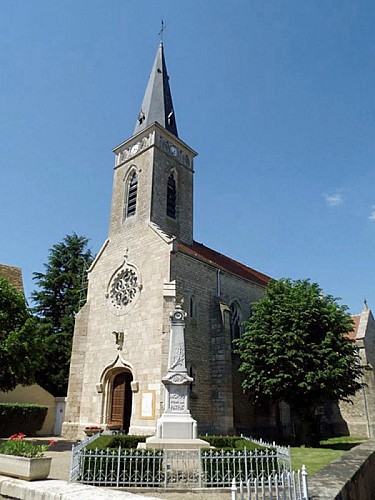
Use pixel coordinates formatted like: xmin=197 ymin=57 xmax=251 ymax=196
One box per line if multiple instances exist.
xmin=1 ymin=1 xmax=374 ymax=314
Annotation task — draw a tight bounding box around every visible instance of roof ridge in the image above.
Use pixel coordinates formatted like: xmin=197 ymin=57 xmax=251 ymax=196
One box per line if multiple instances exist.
xmin=177 ymin=240 xmax=271 ymax=287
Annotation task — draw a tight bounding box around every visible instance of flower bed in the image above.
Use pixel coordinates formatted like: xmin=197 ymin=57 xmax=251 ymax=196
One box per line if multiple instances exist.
xmin=0 ymin=433 xmax=55 ymax=480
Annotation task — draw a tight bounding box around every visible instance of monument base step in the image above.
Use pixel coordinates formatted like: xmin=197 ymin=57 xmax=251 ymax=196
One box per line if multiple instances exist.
xmin=144 ymin=437 xmax=210 ymax=450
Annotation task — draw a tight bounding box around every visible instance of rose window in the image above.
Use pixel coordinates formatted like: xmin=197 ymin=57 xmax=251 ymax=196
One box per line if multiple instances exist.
xmin=110 ymin=268 xmax=138 ymax=309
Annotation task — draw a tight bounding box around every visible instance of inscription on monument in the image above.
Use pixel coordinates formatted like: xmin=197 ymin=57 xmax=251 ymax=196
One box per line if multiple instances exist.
xmin=169 ymin=386 xmax=185 ymax=412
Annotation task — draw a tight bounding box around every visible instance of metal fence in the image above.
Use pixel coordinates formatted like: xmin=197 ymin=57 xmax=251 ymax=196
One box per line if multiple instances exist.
xmin=72 ymin=445 xmax=293 ymax=488
xmin=230 ymin=466 xmax=309 ymax=500
xmin=70 ymin=432 xmax=101 ymax=481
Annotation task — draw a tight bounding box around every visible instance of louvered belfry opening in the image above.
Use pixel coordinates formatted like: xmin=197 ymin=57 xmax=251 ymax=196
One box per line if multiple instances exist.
xmin=110 ymin=371 xmax=133 ymax=433
xmin=167 ymin=172 xmax=176 ymax=219
xmin=127 ymin=172 xmax=138 ymax=217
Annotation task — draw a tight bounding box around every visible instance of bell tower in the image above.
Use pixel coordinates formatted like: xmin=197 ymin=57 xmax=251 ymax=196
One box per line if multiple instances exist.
xmin=109 ymin=44 xmax=197 ymax=245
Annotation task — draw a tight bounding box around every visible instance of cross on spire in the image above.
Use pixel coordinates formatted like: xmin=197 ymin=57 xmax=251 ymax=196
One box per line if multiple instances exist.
xmin=158 ymin=20 xmax=166 ymax=43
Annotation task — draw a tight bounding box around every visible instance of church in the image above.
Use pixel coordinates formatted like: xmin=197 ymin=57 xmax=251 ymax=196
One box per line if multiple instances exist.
xmin=62 ymin=43 xmax=275 ymax=440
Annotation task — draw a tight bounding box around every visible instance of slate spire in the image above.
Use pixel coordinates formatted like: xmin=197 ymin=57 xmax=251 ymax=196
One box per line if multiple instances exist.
xmin=134 ymin=43 xmax=178 ymax=137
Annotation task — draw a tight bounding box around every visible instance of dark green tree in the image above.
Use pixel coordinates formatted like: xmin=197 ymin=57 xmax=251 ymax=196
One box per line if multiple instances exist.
xmin=0 ymin=277 xmax=40 ymax=392
xmin=31 ymin=233 xmax=94 ymax=396
xmin=235 ymin=278 xmax=363 ymax=446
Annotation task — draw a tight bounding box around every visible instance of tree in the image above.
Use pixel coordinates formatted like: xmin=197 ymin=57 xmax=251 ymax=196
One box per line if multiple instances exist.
xmin=235 ymin=278 xmax=363 ymax=446
xmin=0 ymin=277 xmax=41 ymax=392
xmin=31 ymin=233 xmax=94 ymax=396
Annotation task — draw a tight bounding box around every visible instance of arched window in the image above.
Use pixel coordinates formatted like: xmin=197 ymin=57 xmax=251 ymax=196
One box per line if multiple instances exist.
xmin=230 ymin=301 xmax=243 ymax=342
xmin=189 ymin=295 xmax=197 ymax=319
xmin=167 ymin=172 xmax=176 ymax=219
xmin=126 ymin=171 xmax=138 ymax=217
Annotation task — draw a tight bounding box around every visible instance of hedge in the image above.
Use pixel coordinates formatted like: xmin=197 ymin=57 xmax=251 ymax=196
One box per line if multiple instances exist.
xmin=86 ymin=434 xmax=149 ymax=450
xmin=0 ymin=403 xmax=48 ymax=437
xmin=200 ymin=435 xmax=267 ymax=451
xmin=87 ymin=434 xmax=267 ymax=452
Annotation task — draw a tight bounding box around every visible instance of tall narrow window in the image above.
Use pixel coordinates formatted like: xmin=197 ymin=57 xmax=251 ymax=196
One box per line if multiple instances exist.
xmin=167 ymin=173 xmax=176 ymax=219
xmin=230 ymin=302 xmax=242 ymax=342
xmin=126 ymin=172 xmax=138 ymax=217
xmin=189 ymin=295 xmax=197 ymax=319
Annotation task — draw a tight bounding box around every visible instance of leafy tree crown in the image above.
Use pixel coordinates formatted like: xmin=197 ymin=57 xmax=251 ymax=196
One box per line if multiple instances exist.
xmin=31 ymin=233 xmax=94 ymax=396
xmin=236 ymin=278 xmax=363 ymax=409
xmin=0 ymin=277 xmax=40 ymax=392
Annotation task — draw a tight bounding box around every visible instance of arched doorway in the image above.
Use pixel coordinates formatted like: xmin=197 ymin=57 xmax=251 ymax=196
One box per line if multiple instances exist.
xmin=110 ymin=371 xmax=133 ymax=433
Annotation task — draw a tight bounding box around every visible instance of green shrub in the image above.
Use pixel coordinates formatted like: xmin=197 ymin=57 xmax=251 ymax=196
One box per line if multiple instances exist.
xmin=0 ymin=403 xmax=48 ymax=437
xmin=200 ymin=435 xmax=267 ymax=451
xmin=86 ymin=434 xmax=149 ymax=451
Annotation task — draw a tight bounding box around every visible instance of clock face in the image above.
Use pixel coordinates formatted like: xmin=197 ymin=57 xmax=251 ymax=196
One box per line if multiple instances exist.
xmin=170 ymin=145 xmax=178 ymax=157
xmin=131 ymin=144 xmax=139 ymax=155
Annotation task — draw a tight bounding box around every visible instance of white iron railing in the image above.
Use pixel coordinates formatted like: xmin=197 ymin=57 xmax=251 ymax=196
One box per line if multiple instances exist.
xmin=70 ymin=432 xmax=101 ymax=482
xmin=230 ymin=465 xmax=309 ymax=500
xmin=73 ymin=446 xmax=292 ymax=488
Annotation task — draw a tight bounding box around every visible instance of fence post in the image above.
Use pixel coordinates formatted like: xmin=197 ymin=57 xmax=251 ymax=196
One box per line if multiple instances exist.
xmin=246 ymin=479 xmax=251 ymax=500
xmin=198 ymin=447 xmax=202 ymax=488
xmin=231 ymin=477 xmax=237 ymax=500
xmin=301 ymin=464 xmax=309 ymax=500
xmin=116 ymin=446 xmax=121 ymax=487
xmin=164 ymin=449 xmax=168 ymax=488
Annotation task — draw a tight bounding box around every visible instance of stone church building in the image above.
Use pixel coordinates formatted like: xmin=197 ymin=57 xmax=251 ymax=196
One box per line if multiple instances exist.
xmin=62 ymin=44 xmax=375 ymax=441
xmin=62 ymin=44 xmax=274 ymax=439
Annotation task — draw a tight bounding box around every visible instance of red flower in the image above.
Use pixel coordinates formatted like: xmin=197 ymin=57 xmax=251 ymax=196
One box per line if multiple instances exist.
xmin=49 ymin=439 xmax=56 ymax=446
xmin=8 ymin=433 xmax=26 ymax=441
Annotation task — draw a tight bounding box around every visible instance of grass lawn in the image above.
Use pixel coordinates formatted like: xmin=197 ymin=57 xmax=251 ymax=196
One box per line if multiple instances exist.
xmin=290 ymin=436 xmax=367 ymax=475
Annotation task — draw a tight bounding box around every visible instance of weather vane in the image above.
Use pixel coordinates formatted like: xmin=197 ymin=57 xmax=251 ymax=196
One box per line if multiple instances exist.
xmin=159 ymin=20 xmax=166 ymax=43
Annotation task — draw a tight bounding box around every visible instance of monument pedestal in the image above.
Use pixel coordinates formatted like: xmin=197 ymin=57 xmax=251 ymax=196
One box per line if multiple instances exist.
xmin=144 ymin=303 xmax=210 ymax=450
xmin=145 ymin=411 xmax=210 ymax=449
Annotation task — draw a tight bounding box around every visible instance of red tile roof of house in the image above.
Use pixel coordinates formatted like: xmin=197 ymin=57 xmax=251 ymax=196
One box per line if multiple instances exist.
xmin=0 ymin=264 xmax=24 ymax=293
xmin=177 ymin=241 xmax=271 ymax=287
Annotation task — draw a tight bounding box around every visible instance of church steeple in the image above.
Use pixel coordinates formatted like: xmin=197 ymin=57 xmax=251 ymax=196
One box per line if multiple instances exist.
xmin=134 ymin=43 xmax=178 ymax=137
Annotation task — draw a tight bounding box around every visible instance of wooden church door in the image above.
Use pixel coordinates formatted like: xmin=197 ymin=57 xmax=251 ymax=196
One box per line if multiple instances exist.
xmin=110 ymin=371 xmax=133 ymax=433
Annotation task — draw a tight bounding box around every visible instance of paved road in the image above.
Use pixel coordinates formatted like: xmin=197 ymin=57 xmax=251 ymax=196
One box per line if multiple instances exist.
xmin=30 ymin=437 xmax=74 ymax=481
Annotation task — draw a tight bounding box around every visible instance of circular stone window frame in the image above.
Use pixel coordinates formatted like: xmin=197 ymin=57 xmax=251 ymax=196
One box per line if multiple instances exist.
xmin=106 ymin=259 xmax=142 ymax=316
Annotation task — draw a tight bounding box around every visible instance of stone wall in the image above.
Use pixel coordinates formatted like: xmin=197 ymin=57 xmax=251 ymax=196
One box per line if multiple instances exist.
xmin=171 ymin=250 xmax=273 ymax=435
xmin=309 ymin=439 xmax=375 ymax=500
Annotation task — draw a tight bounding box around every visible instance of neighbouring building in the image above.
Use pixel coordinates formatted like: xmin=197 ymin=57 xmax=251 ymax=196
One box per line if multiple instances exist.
xmin=335 ymin=306 xmax=375 ymax=438
xmin=0 ymin=264 xmax=23 ymax=294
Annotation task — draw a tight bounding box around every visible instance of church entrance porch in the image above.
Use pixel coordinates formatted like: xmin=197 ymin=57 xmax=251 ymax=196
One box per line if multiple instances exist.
xmin=109 ymin=371 xmax=133 ymax=433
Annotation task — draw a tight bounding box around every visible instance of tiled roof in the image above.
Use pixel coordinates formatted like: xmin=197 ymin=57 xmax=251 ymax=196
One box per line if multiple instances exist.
xmin=177 ymin=241 xmax=271 ymax=287
xmin=0 ymin=264 xmax=24 ymax=293
xmin=348 ymin=314 xmax=361 ymax=340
